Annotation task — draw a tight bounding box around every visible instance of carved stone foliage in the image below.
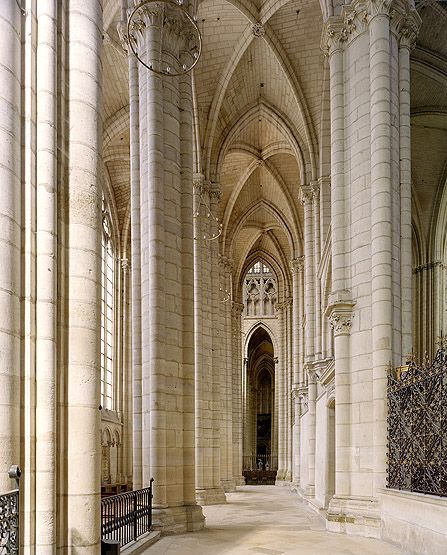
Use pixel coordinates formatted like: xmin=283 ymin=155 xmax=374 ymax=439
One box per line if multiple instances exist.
xmin=329 ymin=311 xmax=353 ymax=336
xmin=290 ymin=257 xmax=304 ymax=275
xmin=252 ymin=23 xmax=265 ymax=37
xmin=321 ymin=0 xmax=421 ymax=55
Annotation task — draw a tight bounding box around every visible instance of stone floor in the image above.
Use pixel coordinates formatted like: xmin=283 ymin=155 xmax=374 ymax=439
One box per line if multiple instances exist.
xmin=143 ymin=486 xmax=405 ymax=554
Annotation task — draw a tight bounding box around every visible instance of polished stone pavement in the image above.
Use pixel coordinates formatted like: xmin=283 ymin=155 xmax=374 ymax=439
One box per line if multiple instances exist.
xmin=143 ymin=486 xmax=405 ymax=554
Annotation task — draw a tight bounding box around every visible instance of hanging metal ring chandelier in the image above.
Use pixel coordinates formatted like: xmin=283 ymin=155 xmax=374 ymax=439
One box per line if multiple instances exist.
xmin=127 ymin=0 xmax=202 ymax=77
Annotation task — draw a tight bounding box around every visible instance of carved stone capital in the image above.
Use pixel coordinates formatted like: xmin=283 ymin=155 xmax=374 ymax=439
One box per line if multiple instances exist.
xmin=326 ymin=290 xmax=356 ymax=337
xmin=329 ymin=312 xmax=353 ymax=336
xmin=310 ymin=181 xmax=320 ymax=202
xmin=218 ymin=254 xmax=233 ymax=274
xmin=321 ymin=0 xmax=420 ymax=55
xmin=193 ymin=176 xmax=212 ymax=195
xmin=290 ymin=256 xmax=305 ymax=275
xmin=391 ymin=8 xmax=421 ymax=49
xmin=231 ymin=301 xmax=244 ymax=317
xmin=321 ymin=18 xmax=349 ymax=56
xmin=299 ymin=185 xmax=313 ymax=206
xmin=209 ymin=185 xmax=222 ymax=201
xmin=121 ymin=258 xmax=130 ymax=272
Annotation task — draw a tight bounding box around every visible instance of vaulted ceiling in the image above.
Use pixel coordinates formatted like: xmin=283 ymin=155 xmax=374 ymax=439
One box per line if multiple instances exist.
xmin=102 ymin=0 xmax=447 ymax=279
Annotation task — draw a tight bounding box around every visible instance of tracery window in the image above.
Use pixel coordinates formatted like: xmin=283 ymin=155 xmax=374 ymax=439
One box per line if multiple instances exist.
xmin=101 ymin=199 xmax=115 ymax=410
xmin=244 ymin=261 xmax=277 ymax=316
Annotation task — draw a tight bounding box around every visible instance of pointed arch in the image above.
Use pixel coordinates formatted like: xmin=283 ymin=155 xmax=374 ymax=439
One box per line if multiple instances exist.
xmin=244 ymin=321 xmax=279 ymax=358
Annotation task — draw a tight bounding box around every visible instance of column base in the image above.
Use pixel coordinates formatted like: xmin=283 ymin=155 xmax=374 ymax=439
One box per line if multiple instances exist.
xmin=196 ymin=487 xmax=227 ymax=505
xmin=275 ymin=469 xmax=286 ymax=481
xmin=326 ymin=496 xmax=381 ymax=539
xmin=152 ymin=504 xmax=205 ymax=534
xmin=303 ymin=484 xmax=315 ymax=498
xmin=220 ymin=479 xmax=236 ymax=493
xmin=275 ymin=479 xmax=292 ymax=487
xmin=233 ymin=475 xmax=245 ymax=486
xmin=290 ymin=481 xmax=300 ymax=493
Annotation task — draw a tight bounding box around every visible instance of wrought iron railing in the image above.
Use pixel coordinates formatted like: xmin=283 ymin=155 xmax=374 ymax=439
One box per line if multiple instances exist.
xmin=101 ymin=479 xmax=154 ymax=547
xmin=243 ymin=454 xmax=278 ymax=471
xmin=0 ymin=466 xmax=21 ymax=555
xmin=387 ymin=346 xmax=447 ymax=497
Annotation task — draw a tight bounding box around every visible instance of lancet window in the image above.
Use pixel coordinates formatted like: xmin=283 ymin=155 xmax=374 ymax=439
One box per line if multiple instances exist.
xmin=101 ymin=199 xmax=115 ymax=410
xmin=244 ymin=261 xmax=277 ymax=316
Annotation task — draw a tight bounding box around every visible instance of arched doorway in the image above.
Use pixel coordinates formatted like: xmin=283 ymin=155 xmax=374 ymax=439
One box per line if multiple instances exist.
xmin=243 ymin=326 xmax=277 ymax=484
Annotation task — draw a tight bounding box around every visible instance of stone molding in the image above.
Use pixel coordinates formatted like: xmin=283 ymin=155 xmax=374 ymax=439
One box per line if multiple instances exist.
xmin=315 ymin=357 xmax=335 ymax=386
xmin=321 ymin=0 xmax=421 ymax=56
xmin=327 ymin=495 xmax=381 ymax=538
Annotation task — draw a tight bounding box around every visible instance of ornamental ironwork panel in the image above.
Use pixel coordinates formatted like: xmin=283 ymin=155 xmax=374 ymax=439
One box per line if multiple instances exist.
xmin=0 ymin=490 xmax=19 ymax=555
xmin=387 ymin=346 xmax=447 ymax=497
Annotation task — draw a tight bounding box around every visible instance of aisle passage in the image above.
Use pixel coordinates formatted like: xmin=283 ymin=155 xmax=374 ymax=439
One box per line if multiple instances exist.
xmin=143 ymin=486 xmax=404 ymax=555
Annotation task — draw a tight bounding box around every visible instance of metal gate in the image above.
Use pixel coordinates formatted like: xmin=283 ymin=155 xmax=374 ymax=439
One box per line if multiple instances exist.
xmin=387 ymin=346 xmax=447 ymax=496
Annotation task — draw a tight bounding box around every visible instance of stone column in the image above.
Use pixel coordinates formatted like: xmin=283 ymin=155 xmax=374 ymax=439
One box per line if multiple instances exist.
xmin=305 ymin=364 xmax=316 ymax=498
xmin=399 ymin=27 xmax=414 ymax=361
xmin=232 ymin=302 xmax=245 ymax=484
xmin=121 ymin=258 xmax=133 ymax=486
xmin=301 ymin=186 xmax=315 ymax=364
xmin=35 ymin=1 xmax=58 ymax=550
xmin=285 ymin=298 xmax=293 ymax=481
xmin=66 ymin=1 xmax=103 ymax=551
xmin=272 ymin=357 xmax=279 ymax=467
xmin=369 ymin=7 xmax=394 ymax=494
xmin=128 ymin=6 xmax=204 ymax=530
xmin=300 ymin=186 xmax=316 ymax=496
xmin=291 ymin=258 xmax=304 ymax=485
xmin=311 ymin=183 xmax=322 ymax=359
xmin=322 ymin=14 xmax=355 ymax=511
xmin=413 ymin=262 xmax=443 ymax=360
xmin=321 ymin=1 xmax=420 ymax=537
xmin=129 ymin=43 xmax=143 ymax=490
xmin=193 ymin=178 xmax=226 ymax=505
xmin=0 ymin=0 xmax=21 ymax=494
xmin=275 ymin=302 xmax=286 ymax=482
xmin=219 ymin=256 xmax=236 ymax=492
xmin=327 ymin=304 xmax=354 ymax=497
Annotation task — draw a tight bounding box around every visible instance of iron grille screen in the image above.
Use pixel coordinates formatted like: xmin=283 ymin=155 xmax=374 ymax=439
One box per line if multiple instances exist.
xmin=387 ymin=347 xmax=447 ymax=497
xmin=0 ymin=489 xmax=19 ymax=555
